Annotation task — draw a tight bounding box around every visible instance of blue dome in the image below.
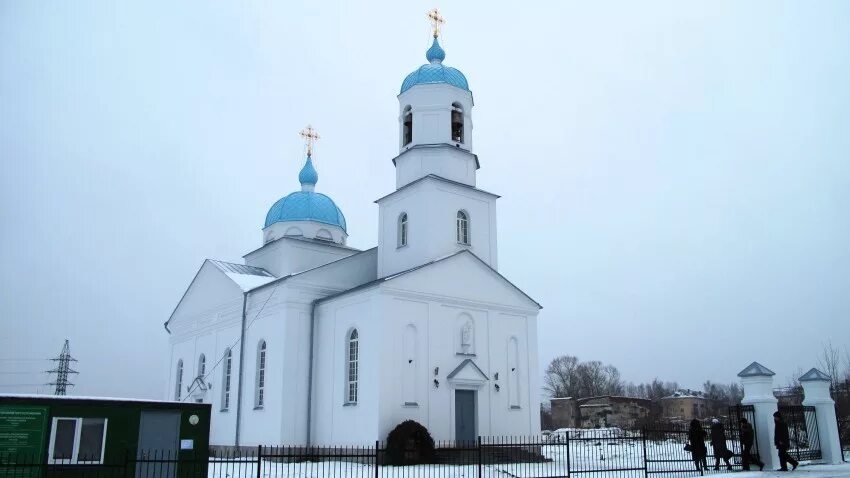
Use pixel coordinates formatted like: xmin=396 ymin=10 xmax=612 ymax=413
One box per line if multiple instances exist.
xmin=265 ymin=156 xmax=346 ymax=232
xmin=265 ymin=191 xmax=347 ymax=231
xmin=298 ymin=156 xmax=318 ymax=185
xmin=400 ymin=37 xmax=469 ymax=94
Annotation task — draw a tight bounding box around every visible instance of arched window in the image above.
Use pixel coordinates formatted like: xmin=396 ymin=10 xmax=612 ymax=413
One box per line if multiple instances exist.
xmin=174 ymin=360 xmax=183 ymax=401
xmin=451 ymin=102 xmax=464 ymax=143
xmin=402 ymin=106 xmax=413 ymax=146
xmin=284 ymin=226 xmax=303 ymax=237
xmin=456 ymin=211 xmax=470 ymax=245
xmin=221 ymin=349 xmax=232 ymax=411
xmin=316 ymin=228 xmax=333 ymax=241
xmin=197 ymin=354 xmax=206 ymax=379
xmin=398 ymin=213 xmax=408 ymax=247
xmin=346 ymin=329 xmax=359 ymax=404
xmin=255 ymin=340 xmax=266 ymax=408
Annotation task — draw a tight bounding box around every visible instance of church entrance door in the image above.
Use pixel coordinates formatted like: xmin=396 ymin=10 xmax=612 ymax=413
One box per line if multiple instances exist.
xmin=454 ymin=389 xmax=476 ymax=444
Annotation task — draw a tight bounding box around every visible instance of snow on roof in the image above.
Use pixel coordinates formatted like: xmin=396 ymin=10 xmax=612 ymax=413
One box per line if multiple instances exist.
xmin=0 ymin=393 xmax=186 ymax=404
xmin=662 ymin=390 xmax=707 ymax=400
xmin=209 ymin=260 xmax=276 ymax=292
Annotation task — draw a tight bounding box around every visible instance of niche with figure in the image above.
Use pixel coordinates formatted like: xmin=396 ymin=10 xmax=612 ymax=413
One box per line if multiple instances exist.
xmin=456 ymin=313 xmax=475 ymax=356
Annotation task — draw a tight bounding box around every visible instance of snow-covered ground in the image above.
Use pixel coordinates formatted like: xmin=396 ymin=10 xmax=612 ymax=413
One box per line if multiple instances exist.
xmin=205 ymin=445 xmax=850 ymax=478
xmin=206 ymin=461 xmax=850 ymax=478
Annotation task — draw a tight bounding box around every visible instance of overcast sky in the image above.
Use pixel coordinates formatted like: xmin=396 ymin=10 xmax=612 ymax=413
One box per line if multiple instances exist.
xmin=1 ymin=1 xmax=849 ymax=399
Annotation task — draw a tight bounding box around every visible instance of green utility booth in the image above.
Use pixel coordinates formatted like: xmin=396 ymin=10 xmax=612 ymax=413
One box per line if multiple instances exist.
xmin=0 ymin=394 xmax=210 ymax=477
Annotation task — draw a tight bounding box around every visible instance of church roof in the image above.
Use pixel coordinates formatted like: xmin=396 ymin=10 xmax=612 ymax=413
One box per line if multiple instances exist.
xmin=315 ymin=249 xmax=542 ymax=309
xmin=209 ymin=260 xmax=276 ymax=291
xmin=265 ymin=155 xmax=347 ymax=232
xmin=390 ymin=144 xmax=480 ymax=171
xmin=400 ymin=37 xmax=470 ymax=94
xmin=164 ymin=259 xmax=277 ymax=332
xmin=374 ymin=174 xmax=498 ymax=204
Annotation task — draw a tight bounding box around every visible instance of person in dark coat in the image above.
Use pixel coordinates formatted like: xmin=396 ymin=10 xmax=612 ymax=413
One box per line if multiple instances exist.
xmin=710 ymin=418 xmax=733 ymax=470
xmin=740 ymin=417 xmax=764 ymax=471
xmin=688 ymin=419 xmax=708 ymax=474
xmin=774 ymin=411 xmax=799 ymax=471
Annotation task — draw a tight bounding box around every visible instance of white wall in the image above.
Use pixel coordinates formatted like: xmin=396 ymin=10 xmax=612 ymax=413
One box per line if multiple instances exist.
xmin=311 ymin=252 xmax=540 ymax=445
xmin=311 ymin=291 xmax=381 ymax=445
xmin=167 ymin=262 xmax=246 ymax=446
xmin=377 ymin=177 xmax=498 ymax=277
xmin=398 ymin=83 xmax=474 ymax=152
xmin=244 ymin=236 xmax=358 ymax=278
xmin=395 ymin=83 xmax=476 ymax=188
xmin=263 ymin=220 xmax=347 ymax=246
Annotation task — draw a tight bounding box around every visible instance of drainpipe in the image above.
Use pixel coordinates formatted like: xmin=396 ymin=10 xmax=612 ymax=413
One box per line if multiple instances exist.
xmin=305 ymin=299 xmax=320 ymax=445
xmin=234 ymin=292 xmax=248 ymax=447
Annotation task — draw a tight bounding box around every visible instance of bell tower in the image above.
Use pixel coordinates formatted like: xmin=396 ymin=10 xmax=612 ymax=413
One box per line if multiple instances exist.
xmin=394 ymin=9 xmax=477 ymax=189
xmin=377 ymin=9 xmax=498 ymax=278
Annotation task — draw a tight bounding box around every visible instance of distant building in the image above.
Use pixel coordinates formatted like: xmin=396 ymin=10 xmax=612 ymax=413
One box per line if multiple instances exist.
xmin=661 ymin=390 xmax=709 ymax=421
xmin=549 ymin=395 xmax=651 ymax=429
xmin=550 ymin=397 xmax=578 ymax=428
xmin=577 ymin=396 xmax=652 ymax=429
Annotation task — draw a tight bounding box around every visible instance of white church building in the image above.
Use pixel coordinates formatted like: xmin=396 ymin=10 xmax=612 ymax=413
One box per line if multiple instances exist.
xmin=165 ymin=14 xmax=542 ymax=446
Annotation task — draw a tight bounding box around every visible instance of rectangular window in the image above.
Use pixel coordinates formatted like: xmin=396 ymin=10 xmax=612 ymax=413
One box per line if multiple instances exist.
xmin=48 ymin=417 xmax=108 ymax=464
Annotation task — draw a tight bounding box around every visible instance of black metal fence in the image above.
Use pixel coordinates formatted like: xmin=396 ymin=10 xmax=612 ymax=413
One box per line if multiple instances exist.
xmin=838 ymin=413 xmax=849 ymax=462
xmin=0 ymin=424 xmax=763 ymax=478
xmin=778 ymin=405 xmax=822 ymax=462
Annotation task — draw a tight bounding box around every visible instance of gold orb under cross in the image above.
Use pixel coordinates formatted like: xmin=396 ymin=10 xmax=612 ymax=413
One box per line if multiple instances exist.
xmin=299 ymin=125 xmax=320 ymax=157
xmin=427 ymin=8 xmax=444 ymax=38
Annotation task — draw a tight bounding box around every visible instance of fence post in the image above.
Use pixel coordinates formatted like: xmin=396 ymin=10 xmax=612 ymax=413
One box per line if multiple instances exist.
xmin=642 ymin=428 xmax=648 ymax=478
xmin=565 ymin=430 xmax=571 ymax=477
xmin=477 ymin=436 xmax=483 ymax=478
xmin=256 ymin=445 xmax=262 ymax=478
xmin=739 ymin=362 xmax=780 ymax=470
xmin=375 ymin=441 xmax=380 ymax=478
xmin=801 ymin=369 xmax=843 ymax=464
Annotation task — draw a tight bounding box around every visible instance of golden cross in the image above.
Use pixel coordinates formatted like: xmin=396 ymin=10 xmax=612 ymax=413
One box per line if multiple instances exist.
xmin=299 ymin=124 xmax=320 ymax=156
xmin=427 ymin=8 xmax=444 ymax=38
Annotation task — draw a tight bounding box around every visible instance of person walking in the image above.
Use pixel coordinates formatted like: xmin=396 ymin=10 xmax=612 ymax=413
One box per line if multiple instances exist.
xmin=740 ymin=417 xmax=764 ymax=471
xmin=774 ymin=411 xmax=799 ymax=471
xmin=710 ymin=418 xmax=734 ymax=471
xmin=688 ymin=419 xmax=708 ymax=475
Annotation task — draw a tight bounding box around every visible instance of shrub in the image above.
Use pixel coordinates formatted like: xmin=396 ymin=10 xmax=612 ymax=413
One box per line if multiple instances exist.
xmin=384 ymin=420 xmax=436 ymax=465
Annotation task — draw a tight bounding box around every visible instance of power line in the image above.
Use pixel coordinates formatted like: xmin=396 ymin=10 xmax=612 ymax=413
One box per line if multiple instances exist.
xmin=46 ymin=339 xmax=78 ymax=395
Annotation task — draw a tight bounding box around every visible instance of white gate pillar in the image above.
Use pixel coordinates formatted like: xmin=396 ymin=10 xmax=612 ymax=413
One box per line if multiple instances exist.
xmin=800 ymin=368 xmax=843 ymax=464
xmin=739 ymin=362 xmax=779 ymax=470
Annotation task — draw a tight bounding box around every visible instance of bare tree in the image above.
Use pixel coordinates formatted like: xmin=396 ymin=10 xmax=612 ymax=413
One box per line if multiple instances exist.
xmin=818 ymin=341 xmax=843 ymax=390
xmin=543 ymin=355 xmax=580 ymax=398
xmin=543 ymin=355 xmax=623 ymax=399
